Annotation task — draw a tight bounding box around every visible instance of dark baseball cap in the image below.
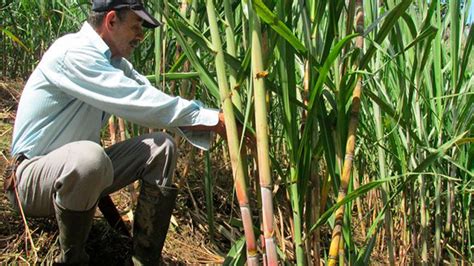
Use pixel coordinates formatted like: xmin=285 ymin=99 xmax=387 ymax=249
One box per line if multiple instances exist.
xmin=92 ymin=0 xmax=160 ymax=28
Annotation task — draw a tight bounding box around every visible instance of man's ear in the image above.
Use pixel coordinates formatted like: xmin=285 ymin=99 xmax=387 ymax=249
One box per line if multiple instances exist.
xmin=104 ymin=10 xmax=118 ymax=30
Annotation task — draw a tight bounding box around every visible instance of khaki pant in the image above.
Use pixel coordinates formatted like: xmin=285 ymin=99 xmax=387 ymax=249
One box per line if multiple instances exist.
xmin=7 ymin=132 xmax=177 ymax=216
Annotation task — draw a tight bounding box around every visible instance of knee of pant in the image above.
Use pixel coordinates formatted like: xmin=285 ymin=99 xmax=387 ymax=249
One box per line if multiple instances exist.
xmin=145 ymin=133 xmax=177 ymax=187
xmin=162 ymin=133 xmax=177 ymax=161
xmin=54 ymin=141 xmax=113 ymax=211
xmin=151 ymin=132 xmax=177 ymax=163
xmin=70 ymin=141 xmax=114 ymax=190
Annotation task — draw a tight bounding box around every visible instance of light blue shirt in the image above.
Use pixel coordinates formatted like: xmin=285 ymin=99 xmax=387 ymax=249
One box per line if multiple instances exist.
xmin=12 ymin=22 xmax=218 ymax=158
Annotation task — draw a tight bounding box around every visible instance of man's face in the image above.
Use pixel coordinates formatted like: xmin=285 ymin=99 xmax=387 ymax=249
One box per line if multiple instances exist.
xmin=108 ymin=10 xmax=144 ymax=59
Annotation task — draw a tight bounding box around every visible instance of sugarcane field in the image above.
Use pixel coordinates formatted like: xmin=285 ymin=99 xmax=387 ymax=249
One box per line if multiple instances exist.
xmin=0 ymin=0 xmax=473 ymax=265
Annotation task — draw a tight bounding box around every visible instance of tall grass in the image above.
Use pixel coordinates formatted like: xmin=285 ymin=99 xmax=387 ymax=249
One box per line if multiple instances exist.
xmin=2 ymin=0 xmax=473 ymax=264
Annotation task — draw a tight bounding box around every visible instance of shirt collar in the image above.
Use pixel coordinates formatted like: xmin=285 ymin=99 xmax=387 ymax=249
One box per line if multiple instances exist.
xmin=80 ymin=22 xmax=112 ymax=60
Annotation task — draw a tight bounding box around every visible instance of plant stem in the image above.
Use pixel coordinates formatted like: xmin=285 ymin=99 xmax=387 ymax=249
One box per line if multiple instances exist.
xmin=206 ymin=0 xmax=258 ymax=263
xmin=250 ymin=4 xmax=278 ymax=264
xmin=328 ymin=1 xmax=364 ymax=264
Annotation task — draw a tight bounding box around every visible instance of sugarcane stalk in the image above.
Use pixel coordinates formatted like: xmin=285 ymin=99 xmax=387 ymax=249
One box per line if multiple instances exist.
xmin=274 ymin=1 xmax=305 ymax=262
xmin=433 ymin=2 xmax=443 ymax=263
xmin=153 ymin=0 xmax=163 ymax=88
xmin=250 ymin=5 xmax=278 ymax=264
xmin=178 ymin=0 xmax=190 ymax=99
xmin=108 ymin=115 xmax=117 ymax=145
xmin=327 ymin=1 xmax=364 ymax=264
xmin=374 ymin=63 xmax=395 ymax=266
xmin=223 ymin=0 xmax=243 ymax=111
xmin=353 ymin=167 xmax=366 ymax=237
xmin=204 ymin=151 xmax=216 ymax=242
xmin=419 ymin=173 xmax=428 ymax=265
xmin=371 ymin=2 xmax=396 ymax=262
xmin=118 ymin=118 xmax=126 ymax=141
xmin=289 ymin=171 xmax=305 ymax=265
xmin=303 ymin=57 xmax=321 ymax=264
xmin=206 ymin=0 xmax=258 ymax=264
xmin=434 ymin=171 xmax=441 ymax=264
xmin=2 ymin=30 xmax=6 ymax=77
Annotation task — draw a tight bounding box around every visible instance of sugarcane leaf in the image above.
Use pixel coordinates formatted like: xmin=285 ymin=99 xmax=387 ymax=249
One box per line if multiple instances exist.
xmin=458 ymin=24 xmax=473 ymax=89
xmin=363 ymin=10 xmax=390 ymax=37
xmin=310 ymin=131 xmax=467 ymax=232
xmin=320 ymin=0 xmax=344 ymax=62
xmin=297 ymin=0 xmax=314 ymax=55
xmin=236 ymin=47 xmax=252 ymax=85
xmin=298 ymin=34 xmax=358 ymax=160
xmin=0 ymin=26 xmax=31 ymax=52
xmin=145 ymin=72 xmax=202 ymax=82
xmin=250 ymin=0 xmax=307 ymax=53
xmin=356 ymin=230 xmax=379 ymax=265
xmin=317 ymin=101 xmax=338 ymax=190
xmin=414 ymin=131 xmax=468 ymax=173
xmin=223 ymin=237 xmax=246 ymax=266
xmin=165 ymin=15 xmax=220 ymax=101
xmin=168 ymin=52 xmax=188 ymax=73
xmin=267 ymin=80 xmax=306 ymax=109
xmin=365 ymin=89 xmax=423 ymax=145
xmin=307 ymin=34 xmax=358 ymax=114
xmin=402 ymin=25 xmax=438 ymax=53
xmin=361 ymin=0 xmax=413 ymax=68
xmin=172 ymin=19 xmax=243 ymax=72
xmin=168 ymin=3 xmax=242 ymax=72
xmin=309 ymin=177 xmax=390 ymax=232
xmin=356 ymin=179 xmax=400 ymax=265
xmin=353 ymin=132 xmax=461 ymax=264
xmin=450 ymin=0 xmax=461 ymax=94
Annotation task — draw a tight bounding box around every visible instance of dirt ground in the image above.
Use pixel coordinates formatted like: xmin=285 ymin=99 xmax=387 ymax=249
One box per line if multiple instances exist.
xmin=0 ymin=80 xmax=235 ymax=265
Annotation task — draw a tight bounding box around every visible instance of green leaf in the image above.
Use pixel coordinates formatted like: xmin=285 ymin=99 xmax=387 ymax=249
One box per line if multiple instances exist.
xmin=0 ymin=26 xmax=31 ymax=52
xmin=146 ymin=72 xmax=201 ymax=82
xmin=223 ymin=237 xmax=246 ymax=266
xmin=310 ymin=131 xmax=467 ymax=232
xmin=251 ymin=0 xmax=307 ymax=53
xmin=361 ymin=0 xmax=413 ymax=68
xmin=165 ymin=15 xmax=220 ymax=101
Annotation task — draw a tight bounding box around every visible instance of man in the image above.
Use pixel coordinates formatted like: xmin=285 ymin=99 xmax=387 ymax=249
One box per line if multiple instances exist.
xmin=7 ymin=0 xmax=226 ymax=264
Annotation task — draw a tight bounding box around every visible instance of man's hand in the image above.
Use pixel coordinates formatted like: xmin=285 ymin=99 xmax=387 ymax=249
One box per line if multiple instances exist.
xmin=180 ymin=112 xmax=225 ymax=136
xmin=182 ymin=112 xmax=256 ymax=150
xmin=213 ymin=112 xmax=227 ymax=139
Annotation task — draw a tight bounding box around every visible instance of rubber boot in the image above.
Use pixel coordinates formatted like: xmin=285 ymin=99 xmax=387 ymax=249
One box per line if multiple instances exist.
xmin=53 ymin=201 xmax=95 ymax=265
xmin=132 ymin=182 xmax=178 ymax=266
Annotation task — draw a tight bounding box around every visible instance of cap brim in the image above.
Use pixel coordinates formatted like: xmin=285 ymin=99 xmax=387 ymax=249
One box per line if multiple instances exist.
xmin=133 ymin=9 xmax=160 ymax=28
